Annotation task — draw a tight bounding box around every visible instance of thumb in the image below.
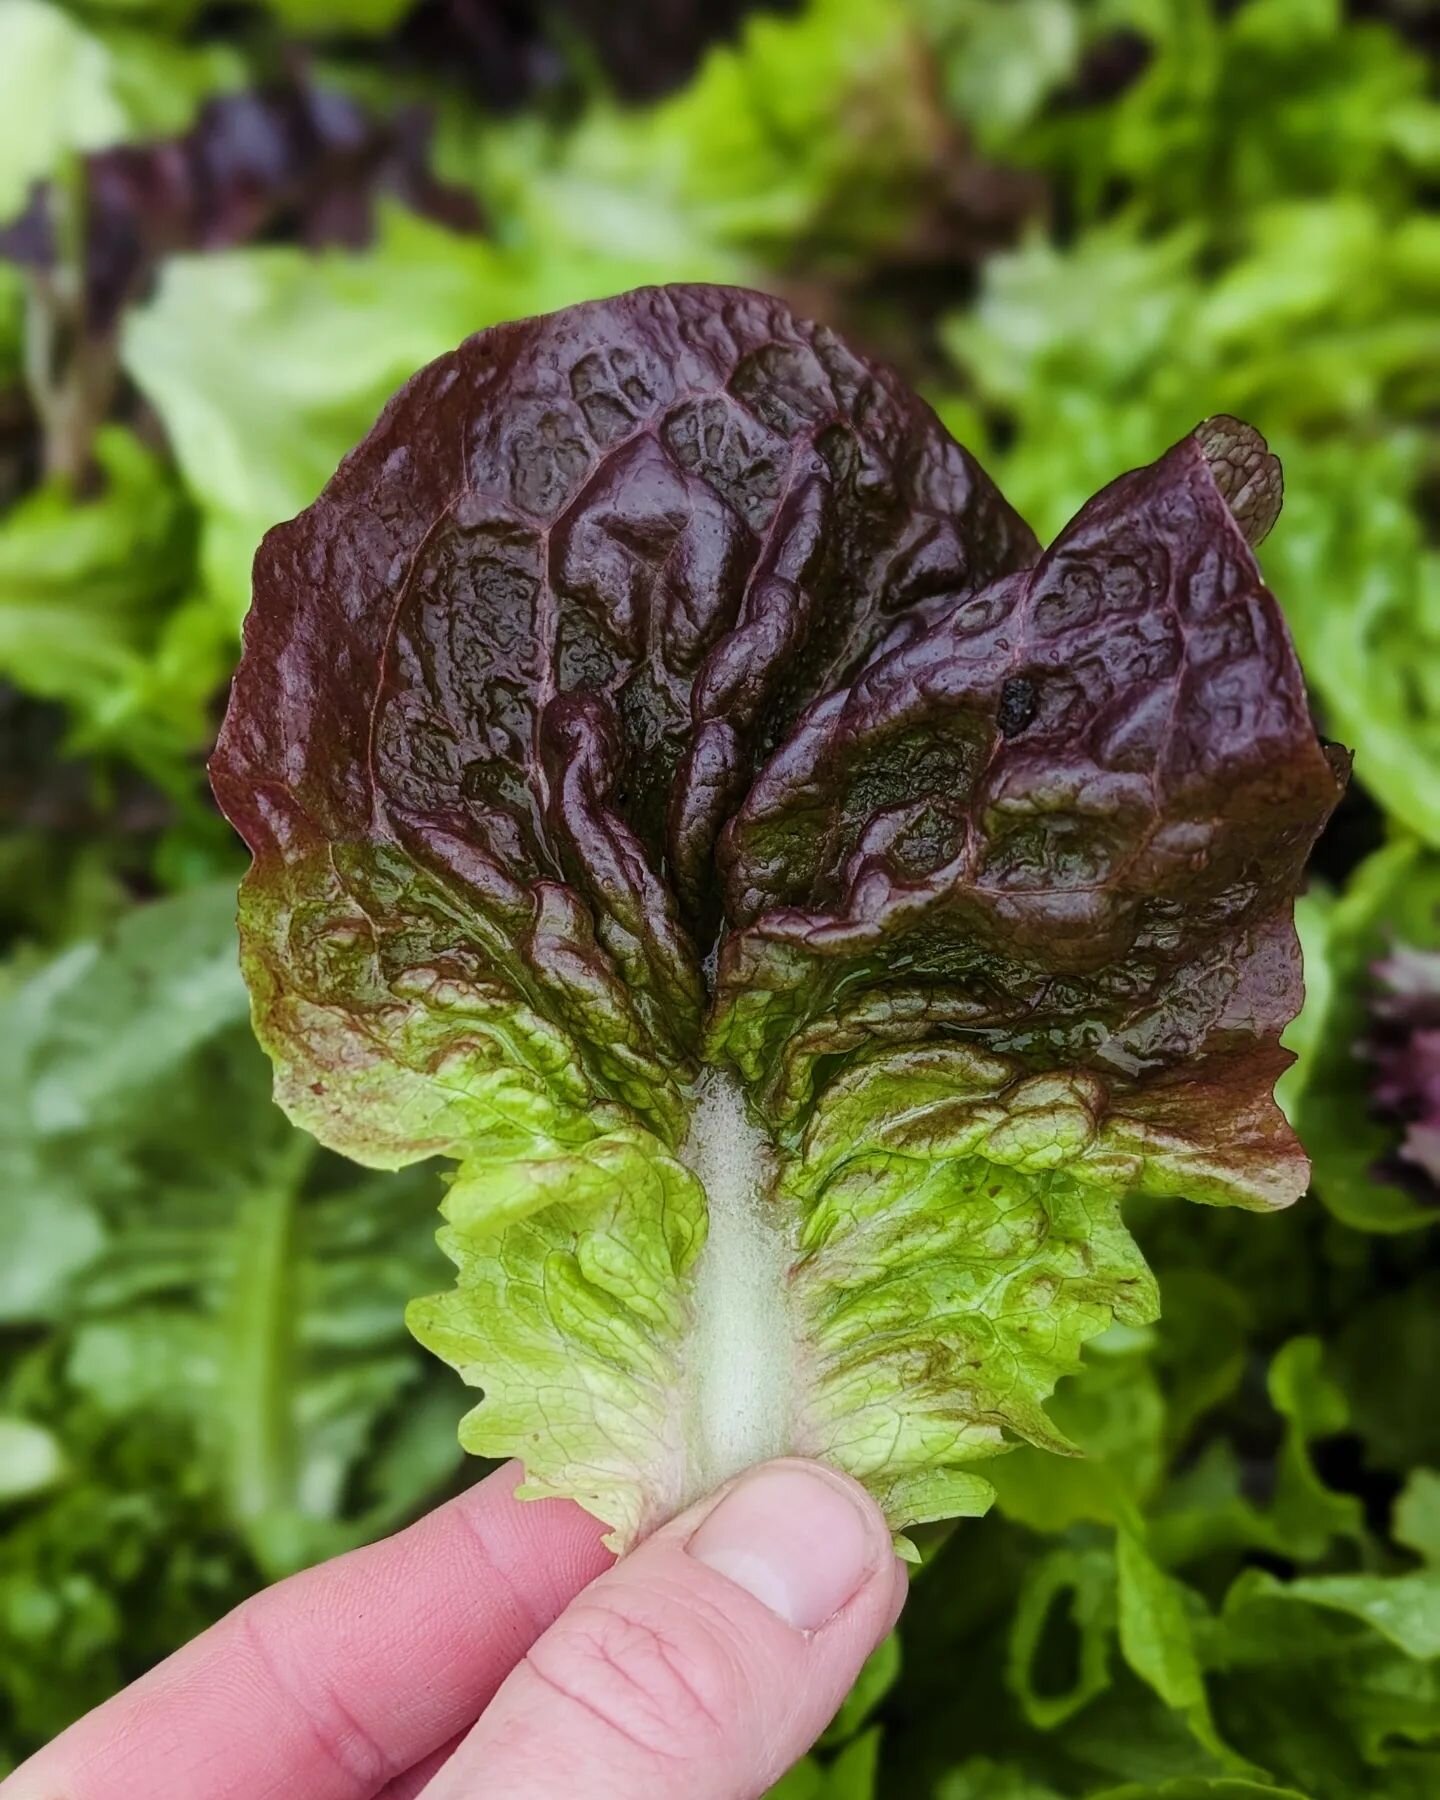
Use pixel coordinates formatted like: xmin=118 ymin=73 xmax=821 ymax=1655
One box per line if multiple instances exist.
xmin=418 ymin=1458 xmax=906 ymax=1800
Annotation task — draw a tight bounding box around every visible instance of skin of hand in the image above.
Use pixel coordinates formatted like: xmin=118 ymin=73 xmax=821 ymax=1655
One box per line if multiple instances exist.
xmin=0 ymin=1457 xmax=906 ymax=1800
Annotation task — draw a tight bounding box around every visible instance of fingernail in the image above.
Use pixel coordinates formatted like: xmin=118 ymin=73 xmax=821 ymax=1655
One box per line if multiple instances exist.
xmin=685 ymin=1462 xmax=882 ymax=1630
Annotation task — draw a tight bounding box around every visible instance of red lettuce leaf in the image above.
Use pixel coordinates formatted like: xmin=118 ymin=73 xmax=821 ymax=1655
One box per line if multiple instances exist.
xmin=210 ymin=284 xmax=1037 ymax=1160
xmin=210 ymin=288 xmax=1347 ymax=1540
xmin=709 ymin=417 xmax=1346 ymax=1200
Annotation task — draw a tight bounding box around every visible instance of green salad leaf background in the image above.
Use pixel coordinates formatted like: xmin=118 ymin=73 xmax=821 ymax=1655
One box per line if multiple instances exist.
xmin=1 ymin=1 xmax=1437 ymax=1793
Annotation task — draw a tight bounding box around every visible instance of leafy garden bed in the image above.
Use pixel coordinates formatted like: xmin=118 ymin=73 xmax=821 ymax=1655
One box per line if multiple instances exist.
xmin=1 ymin=3 xmax=1436 ymax=1793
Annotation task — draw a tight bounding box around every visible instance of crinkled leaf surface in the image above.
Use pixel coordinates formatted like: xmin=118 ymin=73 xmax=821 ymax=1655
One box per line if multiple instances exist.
xmin=213 ymin=284 xmax=1342 ymax=1548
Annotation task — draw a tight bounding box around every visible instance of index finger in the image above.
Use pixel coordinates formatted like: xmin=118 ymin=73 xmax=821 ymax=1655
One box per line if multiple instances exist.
xmin=1 ymin=1461 xmax=612 ymax=1800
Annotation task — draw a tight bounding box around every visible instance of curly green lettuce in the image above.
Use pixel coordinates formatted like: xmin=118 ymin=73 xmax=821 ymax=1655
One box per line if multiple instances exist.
xmin=211 ymin=285 xmax=1344 ymax=1550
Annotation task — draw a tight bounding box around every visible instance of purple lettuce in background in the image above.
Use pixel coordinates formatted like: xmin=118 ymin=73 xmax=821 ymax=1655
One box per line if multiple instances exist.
xmin=1366 ymin=944 xmax=1440 ymax=1195
xmin=0 ymin=82 xmax=479 ymax=488
xmin=0 ymin=85 xmax=478 ymax=340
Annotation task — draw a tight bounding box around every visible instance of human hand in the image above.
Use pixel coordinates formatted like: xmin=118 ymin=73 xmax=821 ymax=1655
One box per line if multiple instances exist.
xmin=2 ymin=1457 xmax=905 ymax=1800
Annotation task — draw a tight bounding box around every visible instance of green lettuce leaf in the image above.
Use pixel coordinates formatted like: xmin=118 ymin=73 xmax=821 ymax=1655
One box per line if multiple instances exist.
xmin=1394 ymin=1471 xmax=1440 ymax=1568
xmin=0 ymin=1344 xmax=255 ymax=1767
xmin=0 ymin=882 xmax=462 ymax=1583
xmin=1210 ymin=1567 xmax=1440 ymax=1795
xmin=0 ymin=424 xmax=211 ymax=777
xmin=121 ymin=214 xmax=532 ymax=621
xmin=0 ymin=0 xmax=243 ymax=222
xmin=212 ymin=285 xmax=1341 ymax=1549
xmin=456 ymin=0 xmax=947 ymax=278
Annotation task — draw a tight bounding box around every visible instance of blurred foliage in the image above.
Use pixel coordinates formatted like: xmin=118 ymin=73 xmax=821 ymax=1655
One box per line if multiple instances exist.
xmin=0 ymin=885 xmax=464 ymax=1764
xmin=931 ymin=0 xmax=1440 ymax=850
xmin=1 ymin=0 xmax=1438 ymax=1791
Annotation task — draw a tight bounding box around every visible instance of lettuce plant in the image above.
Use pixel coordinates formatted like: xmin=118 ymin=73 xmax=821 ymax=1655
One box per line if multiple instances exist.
xmin=1286 ymin=840 xmax=1440 ymax=1235
xmin=211 ymin=285 xmax=1345 ymax=1551
xmin=1367 ymin=943 xmax=1440 ymax=1198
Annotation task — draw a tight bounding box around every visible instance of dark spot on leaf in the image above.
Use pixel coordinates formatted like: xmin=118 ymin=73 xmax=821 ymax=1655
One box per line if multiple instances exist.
xmin=998 ymin=676 xmax=1038 ymax=737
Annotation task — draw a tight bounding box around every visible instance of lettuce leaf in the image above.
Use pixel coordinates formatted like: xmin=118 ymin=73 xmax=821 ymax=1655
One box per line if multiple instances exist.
xmin=0 ymin=0 xmax=243 ymax=224
xmin=1368 ymin=944 xmax=1440 ymax=1194
xmin=0 ymin=879 xmax=464 ymax=1628
xmin=0 ymin=425 xmax=207 ymax=778
xmin=936 ymin=198 xmax=1440 ymax=852
xmin=459 ymin=0 xmax=947 ymax=278
xmin=120 ymin=214 xmax=528 ymax=622
xmin=212 ymin=285 xmax=1343 ymax=1549
xmin=1289 ymin=840 xmax=1440 ymax=1232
